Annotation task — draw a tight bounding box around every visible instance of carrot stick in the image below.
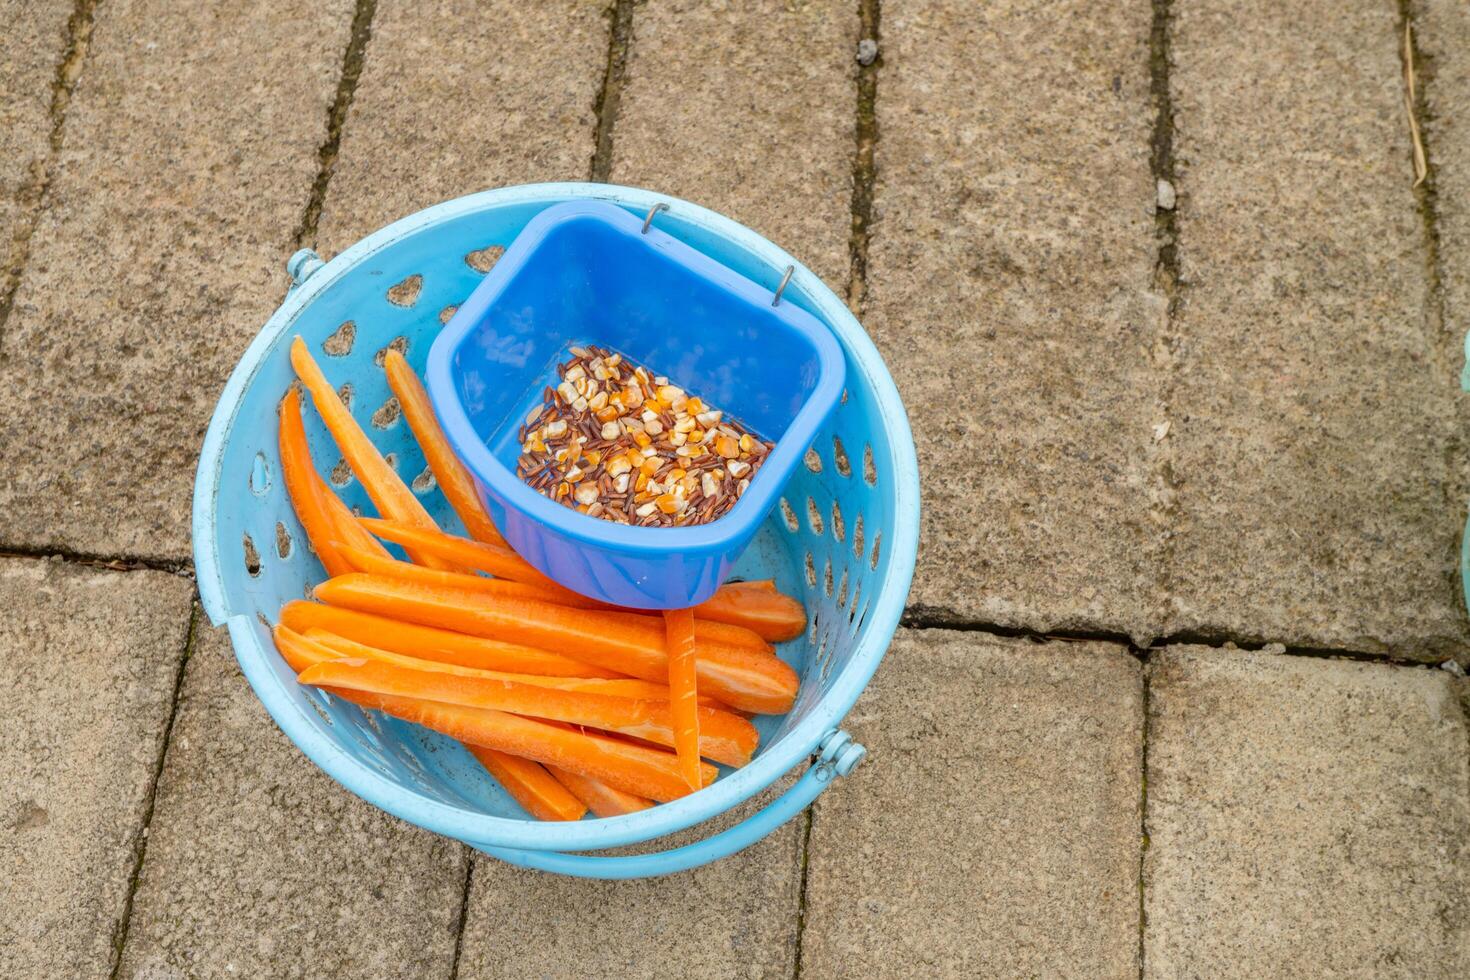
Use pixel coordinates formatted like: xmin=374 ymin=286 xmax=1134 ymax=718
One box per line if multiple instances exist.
xmin=297 ymin=657 xmax=758 ymax=766
xmin=273 ymin=625 xmax=339 ymax=672
xmin=289 ymin=336 xmax=457 ymax=571
xmin=694 ymin=580 xmax=806 ymax=642
xmin=358 ymin=518 xmax=586 ymax=601
xmin=302 ymin=628 xmax=726 ymax=705
xmin=664 ymin=608 xmax=702 ymax=790
xmin=315 ymin=575 xmax=800 ymax=714
xmin=383 ymin=349 xmax=506 ymax=547
xmin=278 ymin=389 xmax=354 ymax=577
xmin=323 ymin=686 xmax=712 ymax=802
xmin=278 ymin=600 xmax=622 ymax=678
xmin=335 ymin=544 xmax=581 ymax=606
xmin=602 ymin=610 xmax=773 ymax=653
xmin=317 ymin=489 xmax=392 ymax=562
xmin=465 ymin=744 xmax=585 ymax=821
xmin=548 ymin=767 xmax=653 ymax=818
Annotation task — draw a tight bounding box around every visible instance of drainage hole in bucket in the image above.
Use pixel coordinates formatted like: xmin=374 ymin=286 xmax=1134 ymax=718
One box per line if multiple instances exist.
xmin=243 ymin=533 xmax=262 ymax=577
xmin=804 ymin=552 xmax=817 ymax=589
xmin=833 ymin=435 xmax=851 ymax=477
xmin=823 ymin=558 xmax=833 ymax=598
xmin=386 ymin=274 xmax=423 ymax=308
xmin=831 ymin=501 xmax=845 ymax=541
xmin=411 ymin=466 xmax=436 ymax=494
xmin=374 ymin=336 xmax=409 ymax=367
xmin=439 ymin=304 xmax=458 ymax=325
xmin=322 ymin=320 xmax=356 ymax=356
xmin=329 ymin=458 xmax=353 ymax=487
xmin=780 ymin=497 xmax=799 ymax=532
xmin=804 ymin=447 xmax=822 ymax=473
xmin=870 ymin=531 xmax=882 ymax=571
xmin=275 ymin=522 xmax=293 ymax=559
xmin=863 ymin=444 xmax=877 ymax=486
xmin=806 ymin=497 xmax=824 ymax=535
xmin=249 ymin=452 xmax=271 ymax=496
xmin=465 ymin=245 xmax=505 ymax=273
xmin=836 ymin=567 xmax=849 ymax=608
xmin=336 ymin=383 xmax=354 ymax=410
xmin=371 ymin=397 xmax=401 ymax=429
xmin=852 ymin=514 xmax=864 ymax=560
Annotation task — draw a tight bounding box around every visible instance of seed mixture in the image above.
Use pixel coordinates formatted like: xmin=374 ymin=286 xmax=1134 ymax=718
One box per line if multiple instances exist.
xmin=516 ymin=345 xmax=773 ymax=527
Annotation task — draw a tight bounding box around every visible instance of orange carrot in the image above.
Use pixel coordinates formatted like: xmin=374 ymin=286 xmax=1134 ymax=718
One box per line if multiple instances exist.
xmin=317 ymin=489 xmax=392 ymax=562
xmin=602 ymin=610 xmax=773 ymax=653
xmin=694 ymin=580 xmax=807 ymax=642
xmin=273 ymin=625 xmax=338 ymax=672
xmin=303 ymin=628 xmax=727 ymax=706
xmin=323 ymin=686 xmax=713 ymax=802
xmin=289 ymin=336 xmax=456 ymax=571
xmin=358 ymin=518 xmax=588 ymax=601
xmin=664 ymin=608 xmax=702 ymax=790
xmin=315 ymin=575 xmax=800 ymax=714
xmin=465 ymin=744 xmax=586 ymax=821
xmin=383 ymin=349 xmax=506 ymax=547
xmin=296 ymin=657 xmax=757 ymax=766
xmin=278 ymin=389 xmax=354 ymax=577
xmin=335 ymin=544 xmax=579 ymax=606
xmin=548 ymin=766 xmax=653 ymax=818
xmin=278 ymin=600 xmax=622 ymax=679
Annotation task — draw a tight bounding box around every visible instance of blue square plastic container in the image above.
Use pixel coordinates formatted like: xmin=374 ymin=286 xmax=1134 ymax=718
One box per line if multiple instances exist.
xmin=426 ymin=200 xmax=846 ymax=609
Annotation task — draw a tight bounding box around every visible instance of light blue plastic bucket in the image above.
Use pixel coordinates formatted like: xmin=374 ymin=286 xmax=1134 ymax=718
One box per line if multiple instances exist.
xmin=192 ymin=183 xmax=920 ymax=878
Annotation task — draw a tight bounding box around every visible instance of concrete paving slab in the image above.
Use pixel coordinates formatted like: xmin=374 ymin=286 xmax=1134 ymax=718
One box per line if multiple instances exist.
xmin=0 ymin=0 xmax=73 ymax=281
xmin=456 ymin=782 xmax=802 ymax=980
xmin=317 ymin=0 xmax=610 ymax=255
xmin=612 ymin=0 xmax=858 ymax=289
xmin=0 ymin=557 xmax=193 ymax=978
xmin=0 ymin=0 xmax=356 ymax=561
xmin=867 ymin=0 xmax=1162 ymax=639
xmin=1144 ymin=646 xmax=1470 ymax=979
xmin=117 ymin=625 xmax=467 ymax=980
xmin=802 ymin=629 xmax=1143 ymax=979
xmin=1163 ymin=0 xmax=1463 ymax=656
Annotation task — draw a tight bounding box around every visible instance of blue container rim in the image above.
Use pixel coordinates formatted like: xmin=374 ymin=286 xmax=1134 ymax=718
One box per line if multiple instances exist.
xmin=192 ymin=182 xmax=921 ymax=853
xmin=425 ymin=199 xmax=847 ymax=556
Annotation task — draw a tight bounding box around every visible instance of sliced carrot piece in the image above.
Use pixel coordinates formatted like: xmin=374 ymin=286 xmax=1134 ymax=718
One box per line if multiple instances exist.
xmin=465 ymin=744 xmax=585 ymax=821
xmin=694 ymin=580 xmax=806 ymax=642
xmin=335 ymin=544 xmax=581 ymax=606
xmin=548 ymin=766 xmax=653 ymax=818
xmin=664 ymin=608 xmax=702 ymax=790
xmin=317 ymin=489 xmax=391 ymax=561
xmin=602 ymin=610 xmax=773 ymax=653
xmin=297 ymin=657 xmax=757 ymax=766
xmin=383 ymin=349 xmax=506 ymax=547
xmin=273 ymin=625 xmax=338 ymax=672
xmin=303 ymin=628 xmax=727 ymax=706
xmin=327 ymin=687 xmax=712 ymax=802
xmin=289 ymin=336 xmax=456 ymax=571
xmin=315 ymin=574 xmax=800 ymax=714
xmin=278 ymin=600 xmax=622 ymax=678
xmin=278 ymin=389 xmax=353 ymax=577
xmin=359 ymin=518 xmax=588 ymax=601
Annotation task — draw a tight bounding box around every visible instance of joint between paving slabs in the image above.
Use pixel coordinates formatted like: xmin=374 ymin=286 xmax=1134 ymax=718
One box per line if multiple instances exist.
xmin=789 ymin=805 xmax=816 ymax=980
xmin=445 ymin=853 xmax=475 ymax=980
xmin=107 ymin=601 xmax=201 ymax=980
xmin=1395 ymin=1 xmax=1465 ymax=619
xmin=293 ymin=0 xmax=379 ymax=251
xmin=899 ymin=607 xmax=1462 ymax=673
xmin=845 ymin=0 xmax=882 ymax=315
xmin=589 ymin=0 xmax=638 ymax=183
xmin=0 ymin=0 xmax=99 ymax=351
xmin=1136 ymin=658 xmax=1152 ymax=980
xmin=1147 ymin=0 xmax=1184 ymax=631
xmin=0 ymin=545 xmax=194 ymax=578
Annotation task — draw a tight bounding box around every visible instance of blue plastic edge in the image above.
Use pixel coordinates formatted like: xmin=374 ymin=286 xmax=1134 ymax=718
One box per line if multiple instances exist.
xmin=191 ymin=181 xmax=921 ymax=855
xmin=425 ymin=199 xmax=847 ymax=556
